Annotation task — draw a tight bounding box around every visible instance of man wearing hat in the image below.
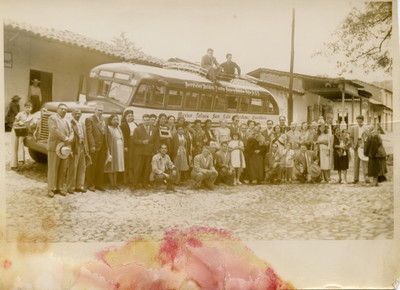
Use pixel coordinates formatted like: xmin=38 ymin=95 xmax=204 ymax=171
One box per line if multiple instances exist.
xmin=47 ymin=103 xmax=73 ymax=197
xmin=28 ymin=78 xmax=42 ymax=114
xmin=5 ymin=95 xmax=21 ymax=131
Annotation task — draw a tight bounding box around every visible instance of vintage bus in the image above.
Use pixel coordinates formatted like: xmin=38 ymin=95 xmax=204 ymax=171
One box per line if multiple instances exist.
xmin=25 ymin=62 xmax=281 ymax=162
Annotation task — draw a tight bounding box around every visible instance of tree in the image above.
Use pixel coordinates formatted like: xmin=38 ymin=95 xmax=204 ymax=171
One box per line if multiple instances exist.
xmin=315 ymin=2 xmax=392 ymax=76
xmin=111 ymin=32 xmax=145 ymax=59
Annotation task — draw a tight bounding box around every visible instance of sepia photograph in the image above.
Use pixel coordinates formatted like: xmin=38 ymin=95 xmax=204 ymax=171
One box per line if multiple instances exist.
xmin=1 ymin=0 xmax=399 ymax=289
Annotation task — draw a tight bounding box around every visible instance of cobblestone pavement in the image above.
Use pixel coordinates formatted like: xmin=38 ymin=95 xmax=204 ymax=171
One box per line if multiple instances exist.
xmin=4 ymin=133 xmax=394 ymax=242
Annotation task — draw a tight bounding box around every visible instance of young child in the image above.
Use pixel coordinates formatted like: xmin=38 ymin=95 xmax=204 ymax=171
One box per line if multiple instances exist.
xmin=283 ymin=142 xmax=295 ymax=182
xmin=228 ymin=132 xmax=246 ymax=185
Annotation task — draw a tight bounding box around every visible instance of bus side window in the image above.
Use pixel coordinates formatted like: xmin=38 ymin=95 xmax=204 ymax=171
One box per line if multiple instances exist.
xmin=146 ymin=85 xmax=165 ymax=108
xmin=214 ymin=94 xmax=227 ymax=112
xmin=227 ymin=96 xmax=239 ymax=112
xmin=239 ymin=97 xmax=250 ymax=113
xmin=184 ymin=91 xmax=198 ymax=110
xmin=249 ymin=98 xmax=263 ymax=113
xmin=132 ymin=84 xmax=147 ymax=105
xmin=199 ymin=93 xmax=213 ymax=111
xmin=167 ymin=89 xmax=183 ymax=108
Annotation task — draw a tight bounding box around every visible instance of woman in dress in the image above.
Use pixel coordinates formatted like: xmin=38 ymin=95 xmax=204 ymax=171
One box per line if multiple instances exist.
xmin=332 ymin=126 xmax=350 ymax=184
xmin=228 ymin=132 xmax=246 ymax=185
xmin=120 ymin=108 xmax=137 ymax=185
xmin=171 ymin=125 xmax=190 ymax=184
xmin=167 ymin=115 xmax=177 ymax=137
xmin=157 ymin=113 xmax=172 ymax=153
xmin=11 ymin=102 xmax=33 ymax=170
xmin=364 ymin=125 xmax=387 ymax=186
xmin=105 ymin=114 xmax=125 ymax=189
xmin=193 ymin=119 xmax=206 ymax=157
xmin=185 ymin=122 xmax=194 ymax=169
xmin=316 ymin=123 xmax=330 ymax=182
xmin=215 ymin=119 xmax=231 ymax=145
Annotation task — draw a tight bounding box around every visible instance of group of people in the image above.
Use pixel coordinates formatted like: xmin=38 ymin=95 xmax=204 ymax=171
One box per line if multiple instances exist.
xmin=9 ymin=99 xmax=388 ymax=197
xmin=39 ymin=103 xmax=387 ymax=197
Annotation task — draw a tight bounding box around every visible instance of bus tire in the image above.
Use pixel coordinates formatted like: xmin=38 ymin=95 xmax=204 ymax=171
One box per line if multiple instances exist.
xmin=28 ymin=149 xmax=48 ymax=163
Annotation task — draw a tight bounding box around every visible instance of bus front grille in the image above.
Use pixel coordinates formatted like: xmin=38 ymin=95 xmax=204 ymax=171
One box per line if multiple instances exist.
xmin=38 ymin=112 xmax=52 ymax=141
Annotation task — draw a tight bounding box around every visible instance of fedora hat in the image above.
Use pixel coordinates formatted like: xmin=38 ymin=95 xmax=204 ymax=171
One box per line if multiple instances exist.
xmin=32 ymin=78 xmax=40 ymax=83
xmin=56 ymin=142 xmax=72 ymax=159
xmin=358 ymin=147 xmax=368 ymax=161
xmin=12 ymin=95 xmax=21 ymax=101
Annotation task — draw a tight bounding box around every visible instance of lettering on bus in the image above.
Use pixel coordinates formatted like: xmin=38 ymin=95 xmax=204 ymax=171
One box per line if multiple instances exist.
xmin=175 ymin=111 xmax=267 ymax=122
xmin=184 ymin=81 xmax=261 ymax=96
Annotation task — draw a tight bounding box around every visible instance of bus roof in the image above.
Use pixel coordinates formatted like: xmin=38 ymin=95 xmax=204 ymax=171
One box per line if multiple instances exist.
xmin=91 ymin=62 xmax=273 ymax=95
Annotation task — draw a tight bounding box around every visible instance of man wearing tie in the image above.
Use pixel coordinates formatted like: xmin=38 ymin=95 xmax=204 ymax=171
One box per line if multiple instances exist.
xmin=47 ymin=103 xmax=73 ymax=197
xmin=215 ymin=141 xmax=234 ymax=185
xmin=192 ymin=146 xmax=218 ymax=190
xmin=67 ymin=109 xmax=89 ymax=193
xmin=350 ymin=115 xmax=368 ymax=183
xmin=85 ymin=104 xmax=108 ymax=191
xmin=132 ymin=114 xmax=159 ymax=190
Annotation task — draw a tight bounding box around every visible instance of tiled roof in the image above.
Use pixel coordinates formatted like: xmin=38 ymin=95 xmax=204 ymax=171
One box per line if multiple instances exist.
xmin=4 ymin=19 xmax=164 ymax=67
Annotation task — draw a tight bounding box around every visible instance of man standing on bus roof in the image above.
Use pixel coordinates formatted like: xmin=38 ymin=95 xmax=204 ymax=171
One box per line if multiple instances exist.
xmin=85 ymin=104 xmax=108 ymax=192
xmin=201 ymin=48 xmax=221 ymax=82
xmin=132 ymin=114 xmax=160 ymax=191
xmin=220 ymin=53 xmax=241 ymax=80
xmin=47 ymin=103 xmax=73 ymax=197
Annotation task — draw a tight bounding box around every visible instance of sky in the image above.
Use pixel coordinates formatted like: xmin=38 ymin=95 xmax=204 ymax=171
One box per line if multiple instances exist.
xmin=1 ymin=0 xmax=397 ymax=82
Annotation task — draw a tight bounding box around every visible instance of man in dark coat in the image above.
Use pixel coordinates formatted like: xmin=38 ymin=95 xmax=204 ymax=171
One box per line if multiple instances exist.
xmin=132 ymin=114 xmax=159 ymax=190
xmin=294 ymin=144 xmax=309 ymax=183
xmin=85 ymin=104 xmax=108 ymax=191
xmin=5 ymin=95 xmax=21 ymax=131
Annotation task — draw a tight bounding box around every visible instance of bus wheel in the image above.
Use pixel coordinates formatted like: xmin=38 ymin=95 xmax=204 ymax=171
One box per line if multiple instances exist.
xmin=28 ymin=149 xmax=48 ymax=163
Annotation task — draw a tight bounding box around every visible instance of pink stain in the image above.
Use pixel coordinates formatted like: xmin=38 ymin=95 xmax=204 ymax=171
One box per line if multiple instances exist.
xmin=3 ymin=259 xmax=12 ymax=270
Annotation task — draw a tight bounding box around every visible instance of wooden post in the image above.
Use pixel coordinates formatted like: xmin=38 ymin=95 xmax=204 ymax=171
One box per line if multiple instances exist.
xmin=288 ymin=8 xmax=295 ymax=124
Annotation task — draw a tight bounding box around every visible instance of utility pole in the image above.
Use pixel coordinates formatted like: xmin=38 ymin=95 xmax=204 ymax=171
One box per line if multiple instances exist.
xmin=288 ymin=8 xmax=295 ymax=125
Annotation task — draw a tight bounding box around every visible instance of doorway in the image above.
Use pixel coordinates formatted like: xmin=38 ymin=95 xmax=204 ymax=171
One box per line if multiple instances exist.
xmin=29 ymin=70 xmax=53 ymax=103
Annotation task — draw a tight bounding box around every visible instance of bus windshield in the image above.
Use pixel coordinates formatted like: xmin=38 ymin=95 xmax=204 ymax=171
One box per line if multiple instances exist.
xmin=88 ymin=78 xmax=134 ymax=105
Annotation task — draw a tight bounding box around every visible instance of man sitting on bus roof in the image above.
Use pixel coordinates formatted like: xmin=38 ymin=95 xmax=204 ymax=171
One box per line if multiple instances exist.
xmin=220 ymin=53 xmax=241 ymax=81
xmin=201 ymin=48 xmax=221 ymax=83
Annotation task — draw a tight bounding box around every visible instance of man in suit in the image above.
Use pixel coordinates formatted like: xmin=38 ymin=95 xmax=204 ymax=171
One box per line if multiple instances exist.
xmin=350 ymin=115 xmax=369 ymax=183
xmin=132 ymin=114 xmax=159 ymax=190
xmin=191 ymin=146 xmax=218 ymax=190
xmin=47 ymin=103 xmax=73 ymax=197
xmin=264 ymin=143 xmax=282 ymax=184
xmin=278 ymin=116 xmax=288 ymax=134
xmin=85 ymin=104 xmax=107 ymax=191
xmin=294 ymin=144 xmax=309 ymax=183
xmin=215 ymin=141 xmax=234 ymax=185
xmin=66 ymin=109 xmax=89 ymax=194
xmin=229 ymin=115 xmax=240 ymax=138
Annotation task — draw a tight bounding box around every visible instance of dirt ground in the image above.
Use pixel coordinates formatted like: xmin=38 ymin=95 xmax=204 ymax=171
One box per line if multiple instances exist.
xmin=4 ymin=132 xmax=394 ymax=242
